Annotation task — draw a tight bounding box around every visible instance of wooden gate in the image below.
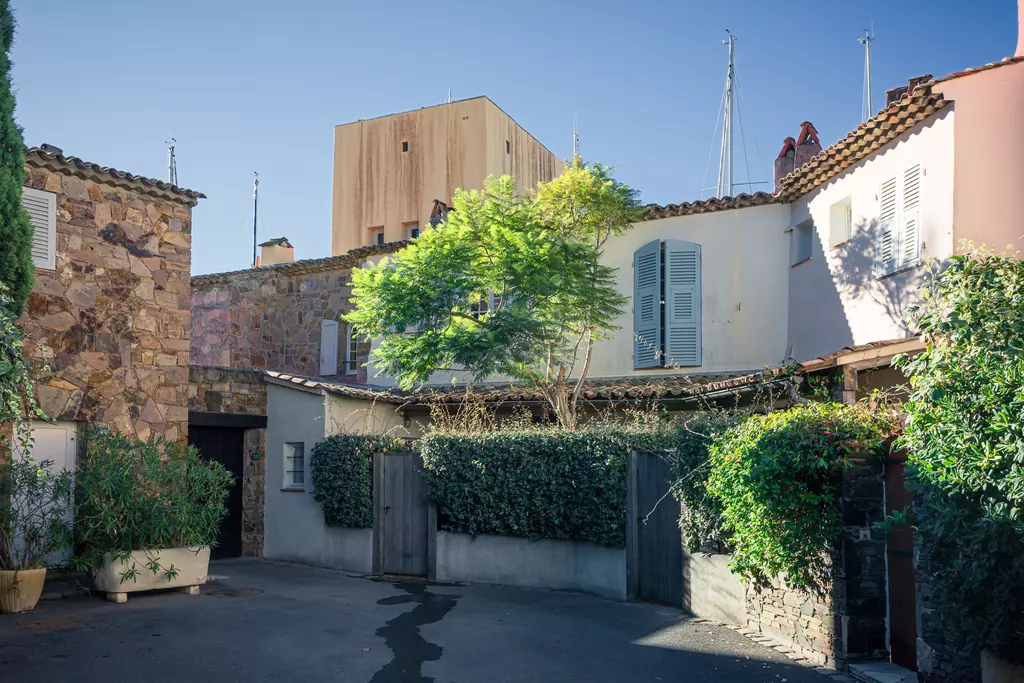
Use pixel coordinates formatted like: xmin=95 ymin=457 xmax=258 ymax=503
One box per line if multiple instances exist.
xmin=885 ymin=449 xmax=917 ymax=670
xmin=373 ymin=451 xmax=431 ymax=576
xmin=188 ymin=426 xmax=244 ymax=559
xmin=627 ymin=451 xmax=683 ymax=606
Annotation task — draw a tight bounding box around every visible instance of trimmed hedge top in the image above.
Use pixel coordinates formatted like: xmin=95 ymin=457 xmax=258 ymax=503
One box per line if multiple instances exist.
xmin=420 ymin=426 xmax=674 ymax=547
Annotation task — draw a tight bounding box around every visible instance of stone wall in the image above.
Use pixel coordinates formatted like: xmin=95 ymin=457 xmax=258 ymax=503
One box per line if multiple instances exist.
xmin=742 ymin=452 xmax=888 ymax=669
xmin=191 ymin=264 xmax=371 ymax=382
xmin=189 ymin=365 xmax=267 ymax=558
xmin=188 ymin=365 xmax=267 ymax=415
xmin=20 ymin=162 xmax=195 ymax=442
xmin=916 ymin=551 xmax=978 ymax=682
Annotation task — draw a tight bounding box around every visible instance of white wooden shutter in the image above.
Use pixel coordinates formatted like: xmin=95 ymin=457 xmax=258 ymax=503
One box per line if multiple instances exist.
xmin=633 ymin=240 xmax=661 ymax=369
xmin=900 ymin=162 xmax=921 ymax=266
xmin=319 ymin=319 xmax=339 ymax=375
xmin=21 ymin=187 xmax=57 ymax=270
xmin=664 ymin=240 xmax=702 ymax=367
xmin=877 ymin=177 xmax=897 ymax=274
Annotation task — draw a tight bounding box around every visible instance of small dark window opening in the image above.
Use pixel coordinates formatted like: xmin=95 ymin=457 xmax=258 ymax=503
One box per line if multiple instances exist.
xmin=506 ymin=140 xmax=510 ymax=154
xmin=402 ymin=141 xmax=409 ymax=152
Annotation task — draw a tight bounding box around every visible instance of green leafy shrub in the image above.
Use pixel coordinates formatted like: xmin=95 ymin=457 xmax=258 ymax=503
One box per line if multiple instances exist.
xmin=72 ymin=427 xmax=233 ymax=583
xmin=309 ymin=434 xmax=409 ymax=527
xmin=896 ymin=249 xmax=1024 ymax=660
xmin=420 ymin=424 xmax=675 ymax=547
xmin=665 ymin=413 xmax=745 ymax=552
xmin=0 ymin=456 xmax=73 ymax=570
xmin=707 ymin=402 xmax=887 ymax=591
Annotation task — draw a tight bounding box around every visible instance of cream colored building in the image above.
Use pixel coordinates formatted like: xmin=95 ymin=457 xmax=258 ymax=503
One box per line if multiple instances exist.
xmin=331 ymin=96 xmax=562 ymax=255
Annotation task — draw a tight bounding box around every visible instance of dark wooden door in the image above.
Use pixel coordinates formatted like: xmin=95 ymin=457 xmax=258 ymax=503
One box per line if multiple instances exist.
xmin=631 ymin=451 xmax=684 ymax=606
xmin=188 ymin=426 xmax=244 ymax=560
xmin=885 ymin=449 xmax=917 ymax=670
xmin=377 ymin=452 xmax=429 ymax=576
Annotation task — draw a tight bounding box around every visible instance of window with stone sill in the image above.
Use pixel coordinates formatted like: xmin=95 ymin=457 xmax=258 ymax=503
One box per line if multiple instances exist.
xmin=284 ymin=442 xmax=305 ymax=489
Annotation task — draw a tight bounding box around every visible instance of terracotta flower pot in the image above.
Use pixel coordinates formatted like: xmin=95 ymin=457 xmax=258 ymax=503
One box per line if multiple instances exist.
xmin=0 ymin=568 xmax=47 ymax=614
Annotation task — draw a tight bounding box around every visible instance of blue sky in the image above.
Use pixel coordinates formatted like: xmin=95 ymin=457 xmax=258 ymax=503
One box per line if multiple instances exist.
xmin=10 ymin=0 xmax=1019 ymax=275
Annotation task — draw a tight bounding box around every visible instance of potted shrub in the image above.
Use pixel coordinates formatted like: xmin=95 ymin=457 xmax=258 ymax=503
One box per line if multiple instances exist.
xmin=0 ymin=454 xmax=73 ymax=613
xmin=71 ymin=427 xmax=233 ymax=603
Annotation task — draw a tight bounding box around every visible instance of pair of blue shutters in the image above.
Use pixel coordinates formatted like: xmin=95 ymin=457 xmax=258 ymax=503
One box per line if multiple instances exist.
xmin=633 ymin=239 xmax=702 ymax=369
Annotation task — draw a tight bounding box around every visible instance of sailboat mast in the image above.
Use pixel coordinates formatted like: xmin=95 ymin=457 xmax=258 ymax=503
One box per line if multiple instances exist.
xmin=252 ymin=172 xmax=259 ymax=268
xmin=717 ymin=32 xmax=736 ymax=198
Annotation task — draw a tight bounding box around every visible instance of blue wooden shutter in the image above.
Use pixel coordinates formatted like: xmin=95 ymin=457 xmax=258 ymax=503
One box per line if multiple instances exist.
xmin=633 ymin=240 xmax=661 ymax=369
xmin=664 ymin=240 xmax=702 ymax=367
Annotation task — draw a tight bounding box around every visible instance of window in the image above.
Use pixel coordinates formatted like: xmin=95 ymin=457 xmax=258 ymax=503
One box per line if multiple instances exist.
xmin=791 ymin=220 xmax=814 ymax=265
xmin=284 ymin=442 xmax=305 ymax=489
xmin=633 ymin=239 xmax=702 ymax=369
xmin=506 ymin=140 xmax=510 ymax=154
xmin=319 ymin=319 xmax=339 ymax=375
xmin=22 ymin=187 xmax=56 ymax=270
xmin=373 ymin=230 xmax=385 ymax=246
xmin=828 ymin=198 xmax=852 ymax=248
xmin=469 ymin=292 xmax=489 ymax=319
xmin=407 ymin=224 xmax=420 ymax=239
xmin=345 ymin=324 xmax=359 ymax=375
xmin=402 ymin=141 xmax=409 ymax=152
xmin=877 ymin=161 xmax=922 ymax=275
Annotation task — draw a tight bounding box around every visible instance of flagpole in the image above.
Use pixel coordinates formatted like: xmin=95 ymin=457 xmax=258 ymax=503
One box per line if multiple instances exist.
xmin=252 ymin=172 xmax=259 ymax=268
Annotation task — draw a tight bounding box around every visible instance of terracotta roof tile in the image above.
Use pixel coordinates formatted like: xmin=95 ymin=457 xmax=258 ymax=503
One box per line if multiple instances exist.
xmin=25 ymin=146 xmax=205 ymax=204
xmin=934 ymin=55 xmax=1024 ymax=83
xmin=191 ymin=240 xmax=409 ymax=285
xmin=774 ymin=83 xmax=951 ymax=201
xmin=639 ymin=191 xmax=779 ymax=221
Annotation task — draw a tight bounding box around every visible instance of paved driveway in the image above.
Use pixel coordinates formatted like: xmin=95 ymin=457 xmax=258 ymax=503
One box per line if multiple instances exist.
xmin=0 ymin=559 xmax=830 ymax=683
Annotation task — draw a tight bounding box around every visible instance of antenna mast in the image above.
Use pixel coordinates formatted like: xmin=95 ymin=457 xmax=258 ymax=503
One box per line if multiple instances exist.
xmin=166 ymin=138 xmax=178 ymax=186
xmin=716 ymin=31 xmax=736 ymax=198
xmin=252 ymin=172 xmax=259 ymax=268
xmin=445 ymin=88 xmax=452 ymax=104
xmin=572 ymin=114 xmax=579 ymax=160
xmin=858 ymin=27 xmax=875 ymax=122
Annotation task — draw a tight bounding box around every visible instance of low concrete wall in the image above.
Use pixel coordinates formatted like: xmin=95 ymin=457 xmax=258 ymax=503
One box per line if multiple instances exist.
xmin=683 ymin=550 xmax=746 ymax=626
xmin=435 ymin=531 xmax=626 ymax=600
xmin=267 ymin=524 xmax=373 ymax=575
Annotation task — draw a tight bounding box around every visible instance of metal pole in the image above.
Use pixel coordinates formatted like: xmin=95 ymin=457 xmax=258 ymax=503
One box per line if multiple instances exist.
xmin=252 ymin=172 xmax=259 ymax=268
xmin=717 ymin=32 xmax=735 ymax=198
xmin=859 ymin=29 xmax=875 ymax=122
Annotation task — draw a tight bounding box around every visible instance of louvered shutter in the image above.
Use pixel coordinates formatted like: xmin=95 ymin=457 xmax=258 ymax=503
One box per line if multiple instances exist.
xmin=901 ymin=162 xmax=921 ymax=266
xmin=664 ymin=240 xmax=702 ymax=367
xmin=21 ymin=187 xmax=56 ymax=270
xmin=320 ymin=319 xmax=339 ymax=375
xmin=877 ymin=177 xmax=897 ymax=274
xmin=633 ymin=240 xmax=661 ymax=369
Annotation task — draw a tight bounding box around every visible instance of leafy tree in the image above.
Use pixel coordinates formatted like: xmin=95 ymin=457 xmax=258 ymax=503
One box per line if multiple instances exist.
xmin=346 ymin=160 xmax=641 ymax=428
xmin=0 ymin=3 xmax=35 ymax=316
xmin=895 ymin=247 xmax=1024 ymax=661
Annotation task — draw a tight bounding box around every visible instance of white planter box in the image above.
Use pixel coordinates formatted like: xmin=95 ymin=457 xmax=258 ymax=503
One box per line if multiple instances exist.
xmin=93 ymin=547 xmax=210 ymax=598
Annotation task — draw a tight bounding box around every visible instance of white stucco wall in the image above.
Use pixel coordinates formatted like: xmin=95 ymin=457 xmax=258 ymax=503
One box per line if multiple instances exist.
xmin=264 ymin=384 xmax=374 ymax=573
xmin=591 ymin=203 xmax=792 ymax=377
xmin=787 ymin=109 xmax=954 ymax=362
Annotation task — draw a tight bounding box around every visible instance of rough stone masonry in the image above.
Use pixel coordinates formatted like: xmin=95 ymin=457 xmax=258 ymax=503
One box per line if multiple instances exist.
xmin=19 ymin=151 xmax=200 ymax=442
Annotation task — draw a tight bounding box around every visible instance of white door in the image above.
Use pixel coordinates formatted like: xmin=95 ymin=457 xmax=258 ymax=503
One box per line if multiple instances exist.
xmin=23 ymin=421 xmax=77 ymax=567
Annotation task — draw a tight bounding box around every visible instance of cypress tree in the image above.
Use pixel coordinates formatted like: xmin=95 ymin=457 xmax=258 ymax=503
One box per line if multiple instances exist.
xmin=0 ymin=2 xmax=34 ymax=316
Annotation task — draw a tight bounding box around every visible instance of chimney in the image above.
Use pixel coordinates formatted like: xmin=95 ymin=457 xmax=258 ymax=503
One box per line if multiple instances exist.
xmin=794 ymin=121 xmax=822 ymax=168
xmin=774 ymin=137 xmax=796 ymax=192
xmin=259 ymin=237 xmax=294 ymax=266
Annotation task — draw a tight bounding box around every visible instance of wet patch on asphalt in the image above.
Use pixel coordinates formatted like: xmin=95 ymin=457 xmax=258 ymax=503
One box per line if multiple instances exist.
xmin=369 ymin=581 xmax=460 ymax=683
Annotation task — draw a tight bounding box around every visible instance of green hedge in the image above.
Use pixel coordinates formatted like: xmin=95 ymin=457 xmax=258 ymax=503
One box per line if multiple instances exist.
xmin=309 ymin=434 xmax=408 ymax=528
xmin=420 ymin=426 xmax=675 ymax=547
xmin=707 ymin=402 xmax=887 ymax=592
xmin=665 ymin=413 xmax=745 ymax=552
